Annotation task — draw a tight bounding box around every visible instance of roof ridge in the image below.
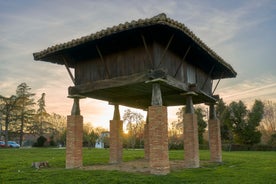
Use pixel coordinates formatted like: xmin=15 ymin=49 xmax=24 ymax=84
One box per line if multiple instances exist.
xmin=33 ymin=13 xmax=236 ymax=77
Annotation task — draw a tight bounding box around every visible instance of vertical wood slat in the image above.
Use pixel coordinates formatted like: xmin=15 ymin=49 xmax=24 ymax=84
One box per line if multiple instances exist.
xmin=157 ymin=34 xmax=174 ymax=68
xmin=141 ymin=34 xmax=154 ymax=69
xmin=96 ymin=45 xmax=111 ymax=79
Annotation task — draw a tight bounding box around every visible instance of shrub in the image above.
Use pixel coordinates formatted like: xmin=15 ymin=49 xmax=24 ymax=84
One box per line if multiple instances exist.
xmin=33 ymin=136 xmax=47 ymax=147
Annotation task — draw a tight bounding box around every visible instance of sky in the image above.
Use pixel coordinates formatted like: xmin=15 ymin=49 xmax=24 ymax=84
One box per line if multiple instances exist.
xmin=1 ymin=0 xmax=276 ymax=129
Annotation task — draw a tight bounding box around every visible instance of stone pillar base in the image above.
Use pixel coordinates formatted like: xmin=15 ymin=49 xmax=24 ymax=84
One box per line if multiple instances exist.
xmin=184 ymin=113 xmax=199 ymax=168
xmin=109 ymin=120 xmax=123 ymax=164
xmin=148 ymin=106 xmax=170 ymax=175
xmin=209 ymin=119 xmax=222 ymax=162
xmin=66 ymin=115 xmax=83 ymax=169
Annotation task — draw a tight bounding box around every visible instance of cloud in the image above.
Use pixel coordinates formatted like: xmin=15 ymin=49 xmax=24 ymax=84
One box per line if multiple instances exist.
xmin=1 ymin=0 xmax=275 ymax=128
xmin=217 ymin=75 xmax=276 ymax=104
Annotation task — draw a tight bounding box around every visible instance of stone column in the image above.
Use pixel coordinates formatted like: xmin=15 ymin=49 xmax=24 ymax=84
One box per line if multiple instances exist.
xmin=208 ymin=103 xmax=222 ymax=162
xmin=148 ymin=83 xmax=170 ymax=175
xmin=144 ymin=112 xmax=149 ymax=160
xmin=66 ymin=96 xmax=84 ymax=169
xmin=183 ymin=95 xmax=199 ymax=168
xmin=109 ymin=104 xmax=123 ymax=164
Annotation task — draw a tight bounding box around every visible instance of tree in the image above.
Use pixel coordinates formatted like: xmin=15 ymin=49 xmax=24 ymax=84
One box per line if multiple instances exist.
xmin=168 ymin=121 xmax=183 ymax=149
xmin=216 ymin=99 xmax=232 ymax=143
xmin=83 ymin=123 xmax=108 ymax=148
xmin=222 ymin=100 xmax=263 ymax=146
xmin=35 ymin=93 xmax=49 ymax=135
xmin=0 ymin=95 xmax=19 ymax=146
xmin=123 ymin=109 xmax=144 ymax=149
xmin=175 ymin=105 xmax=207 ymax=144
xmin=259 ymin=101 xmax=276 ymax=144
xmin=34 ymin=135 xmax=47 ymax=147
xmin=195 ymin=107 xmax=207 ymax=144
xmin=47 ymin=113 xmax=66 ymax=145
xmin=16 ymin=83 xmax=36 ymax=146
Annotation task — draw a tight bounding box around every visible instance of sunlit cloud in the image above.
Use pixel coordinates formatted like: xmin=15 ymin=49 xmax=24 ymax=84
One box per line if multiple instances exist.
xmin=1 ymin=0 xmax=275 ymax=129
xmin=217 ymin=75 xmax=276 ymax=104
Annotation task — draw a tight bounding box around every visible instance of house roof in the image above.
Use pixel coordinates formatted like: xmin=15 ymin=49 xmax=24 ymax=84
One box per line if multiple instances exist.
xmin=33 ymin=13 xmax=236 ymax=79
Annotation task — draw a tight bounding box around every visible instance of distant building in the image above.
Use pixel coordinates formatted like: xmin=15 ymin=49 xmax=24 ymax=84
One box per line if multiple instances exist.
xmin=95 ymin=132 xmax=109 ymax=149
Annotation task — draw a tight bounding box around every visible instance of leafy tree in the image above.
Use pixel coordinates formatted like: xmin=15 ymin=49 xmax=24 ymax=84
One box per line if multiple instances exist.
xmin=268 ymin=133 xmax=276 ymax=146
xmin=175 ymin=106 xmax=207 ymax=144
xmin=123 ymin=109 xmax=144 ymax=149
xmin=195 ymin=107 xmax=207 ymax=144
xmin=0 ymin=95 xmax=19 ymax=146
xmin=35 ymin=93 xmax=49 ymax=135
xmin=222 ymin=100 xmax=263 ymax=146
xmin=16 ymin=83 xmax=36 ymax=146
xmin=259 ymin=101 xmax=276 ymax=144
xmin=168 ymin=121 xmax=183 ymax=149
xmin=83 ymin=123 xmax=108 ymax=147
xmin=47 ymin=113 xmax=66 ymax=145
xmin=83 ymin=123 xmax=95 ymax=147
xmin=34 ymin=135 xmax=47 ymax=147
xmin=216 ymin=99 xmax=232 ymax=143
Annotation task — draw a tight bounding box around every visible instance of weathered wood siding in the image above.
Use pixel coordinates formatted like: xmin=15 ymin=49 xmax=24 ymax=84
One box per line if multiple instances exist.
xmin=75 ymin=47 xmax=151 ymax=84
xmin=152 ymin=43 xmax=212 ymax=95
xmin=74 ymin=42 xmax=212 ymax=95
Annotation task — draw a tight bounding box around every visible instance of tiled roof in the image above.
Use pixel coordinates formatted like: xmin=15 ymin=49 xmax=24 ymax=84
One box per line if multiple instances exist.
xmin=33 ymin=13 xmax=236 ymax=77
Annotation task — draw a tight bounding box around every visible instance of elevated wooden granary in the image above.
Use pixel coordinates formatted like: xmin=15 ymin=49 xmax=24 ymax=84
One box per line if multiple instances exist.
xmin=33 ymin=13 xmax=236 ymax=174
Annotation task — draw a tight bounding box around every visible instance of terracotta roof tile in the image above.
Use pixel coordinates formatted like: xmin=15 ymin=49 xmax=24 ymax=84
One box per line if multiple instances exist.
xmin=33 ymin=13 xmax=236 ymax=77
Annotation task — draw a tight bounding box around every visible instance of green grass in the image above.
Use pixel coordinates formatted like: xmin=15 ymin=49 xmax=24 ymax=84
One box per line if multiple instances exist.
xmin=0 ymin=148 xmax=275 ymax=184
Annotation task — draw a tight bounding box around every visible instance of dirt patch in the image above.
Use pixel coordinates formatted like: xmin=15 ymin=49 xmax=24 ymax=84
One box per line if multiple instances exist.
xmin=82 ymin=159 xmax=190 ymax=174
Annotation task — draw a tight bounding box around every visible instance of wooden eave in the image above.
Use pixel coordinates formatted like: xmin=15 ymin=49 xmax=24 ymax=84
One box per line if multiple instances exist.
xmin=33 ymin=13 xmax=237 ymax=80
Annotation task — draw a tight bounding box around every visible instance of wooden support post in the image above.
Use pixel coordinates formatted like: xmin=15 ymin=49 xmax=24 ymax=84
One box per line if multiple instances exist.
xmin=151 ymin=83 xmax=162 ymax=106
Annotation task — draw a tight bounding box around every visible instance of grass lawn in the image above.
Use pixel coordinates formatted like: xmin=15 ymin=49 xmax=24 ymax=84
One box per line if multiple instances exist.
xmin=0 ymin=148 xmax=275 ymax=184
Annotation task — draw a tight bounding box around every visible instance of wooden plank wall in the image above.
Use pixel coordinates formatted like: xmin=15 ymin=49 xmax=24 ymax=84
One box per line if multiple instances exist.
xmin=74 ymin=42 xmax=212 ymax=95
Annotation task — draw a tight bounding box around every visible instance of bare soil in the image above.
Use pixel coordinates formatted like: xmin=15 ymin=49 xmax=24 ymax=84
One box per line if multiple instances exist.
xmin=82 ymin=159 xmax=189 ymax=174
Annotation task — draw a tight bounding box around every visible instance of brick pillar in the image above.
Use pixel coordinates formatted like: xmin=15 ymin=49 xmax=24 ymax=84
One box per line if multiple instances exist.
xmin=66 ymin=97 xmax=83 ymax=169
xmin=183 ymin=95 xmax=199 ymax=168
xmin=144 ymin=114 xmax=149 ymax=160
xmin=66 ymin=115 xmax=83 ymax=168
xmin=109 ymin=104 xmax=123 ymax=164
xmin=208 ymin=103 xmax=222 ymax=162
xmin=148 ymin=106 xmax=170 ymax=175
xmin=147 ymin=83 xmax=170 ymax=175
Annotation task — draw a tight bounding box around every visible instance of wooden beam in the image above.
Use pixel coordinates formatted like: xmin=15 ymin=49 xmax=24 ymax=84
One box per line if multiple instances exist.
xmin=69 ymin=71 xmax=149 ymax=95
xmin=157 ymin=34 xmax=174 ymax=68
xmin=212 ymin=72 xmax=224 ymax=94
xmin=201 ymin=65 xmax=215 ymax=90
xmin=96 ymin=45 xmax=111 ymax=79
xmin=141 ymin=34 xmax=154 ymax=69
xmin=174 ymin=45 xmax=191 ymax=77
xmin=146 ymin=75 xmax=189 ymax=92
xmin=62 ymin=56 xmax=75 ymax=85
